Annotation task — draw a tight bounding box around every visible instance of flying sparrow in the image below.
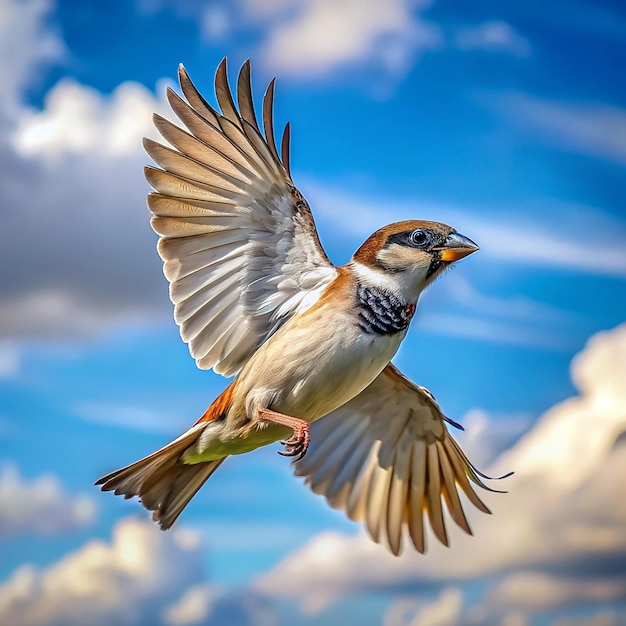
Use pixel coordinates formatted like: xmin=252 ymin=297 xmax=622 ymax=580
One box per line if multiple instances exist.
xmin=97 ymin=59 xmax=507 ymax=555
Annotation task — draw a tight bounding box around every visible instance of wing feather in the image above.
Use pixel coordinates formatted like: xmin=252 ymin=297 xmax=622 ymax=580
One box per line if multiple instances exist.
xmin=145 ymin=167 xmax=246 ymax=203
xmin=325 ymin=421 xmax=373 ymax=504
xmin=172 ymin=261 xmax=242 ymax=315
xmin=236 ymin=61 xmax=259 ymax=132
xmin=365 ymin=451 xmax=392 ymax=543
xmin=158 ymin=230 xmax=246 ymax=263
xmin=215 ymin=114 xmax=277 ymax=181
xmin=177 ymin=65 xmax=222 ymax=128
xmin=144 ymin=139 xmax=252 ymax=194
xmin=182 ymin=287 xmax=240 ymax=343
xmin=305 ymin=419 xmax=365 ymax=494
xmin=145 ymin=60 xmax=337 ymax=376
xmin=167 ymin=87 xmax=261 ymax=174
xmin=386 ymin=437 xmax=412 ymax=555
xmin=408 ymin=440 xmax=427 ymax=553
xmin=262 ymin=79 xmax=280 ymax=164
xmin=215 ymin=58 xmax=241 ymax=128
xmin=281 ymin=122 xmax=291 ymax=176
xmin=426 ymin=442 xmax=448 ymax=547
xmin=346 ymin=444 xmax=379 ymax=521
xmin=438 ymin=440 xmax=472 ymax=534
xmin=295 ymin=364 xmax=509 ymax=555
xmin=148 ymin=194 xmax=239 ymax=219
xmin=153 ymin=113 xmax=259 ymax=183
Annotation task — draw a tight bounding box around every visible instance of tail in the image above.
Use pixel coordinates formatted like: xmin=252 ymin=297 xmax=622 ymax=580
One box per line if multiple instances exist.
xmin=95 ymin=424 xmax=226 ymax=529
xmin=96 ymin=382 xmax=235 ymax=528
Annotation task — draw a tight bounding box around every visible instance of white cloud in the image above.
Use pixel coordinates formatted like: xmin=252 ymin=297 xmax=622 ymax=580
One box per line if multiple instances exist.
xmin=0 ymin=463 xmax=96 ymax=538
xmin=455 ymin=21 xmax=531 ymax=57
xmin=0 ymin=0 xmax=183 ymax=342
xmin=0 ymin=513 xmax=278 ymax=626
xmin=254 ymin=323 xmax=626 ymax=613
xmin=0 ymin=0 xmax=65 ymax=124
xmin=499 ymin=93 xmax=626 ymax=165
xmin=0 ymin=290 xmax=151 ymax=340
xmin=0 ymin=517 xmax=204 ymax=626
xmin=253 ymin=0 xmax=441 ymax=79
xmin=13 ymin=78 xmax=162 ymax=158
xmin=0 ymin=76 xmax=173 ymax=340
xmin=498 ymin=324 xmax=626 ymax=486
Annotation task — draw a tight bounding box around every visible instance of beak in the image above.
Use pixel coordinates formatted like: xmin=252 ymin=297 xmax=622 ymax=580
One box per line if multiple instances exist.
xmin=434 ymin=232 xmax=479 ymax=262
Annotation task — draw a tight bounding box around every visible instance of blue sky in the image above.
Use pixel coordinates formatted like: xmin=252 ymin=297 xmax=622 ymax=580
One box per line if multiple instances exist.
xmin=1 ymin=0 xmax=625 ymax=624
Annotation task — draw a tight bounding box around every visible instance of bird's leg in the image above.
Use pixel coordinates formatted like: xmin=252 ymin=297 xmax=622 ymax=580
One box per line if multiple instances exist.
xmin=257 ymin=408 xmax=310 ymax=461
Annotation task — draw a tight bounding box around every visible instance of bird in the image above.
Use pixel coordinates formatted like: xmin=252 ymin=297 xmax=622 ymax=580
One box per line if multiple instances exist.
xmin=96 ymin=58 xmax=508 ymax=556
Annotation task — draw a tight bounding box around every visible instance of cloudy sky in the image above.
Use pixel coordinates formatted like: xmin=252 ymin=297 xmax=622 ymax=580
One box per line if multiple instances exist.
xmin=1 ymin=0 xmax=625 ymax=624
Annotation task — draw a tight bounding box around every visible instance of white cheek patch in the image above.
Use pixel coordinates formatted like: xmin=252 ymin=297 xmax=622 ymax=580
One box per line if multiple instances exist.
xmin=351 ymin=258 xmax=430 ymax=303
xmin=376 ymin=244 xmax=430 ymax=273
xmin=351 ymin=261 xmax=402 ymax=294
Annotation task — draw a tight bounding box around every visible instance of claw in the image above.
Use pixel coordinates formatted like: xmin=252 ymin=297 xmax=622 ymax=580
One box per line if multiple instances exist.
xmin=277 ymin=427 xmax=310 ymax=461
xmin=257 ymin=408 xmax=311 ymax=462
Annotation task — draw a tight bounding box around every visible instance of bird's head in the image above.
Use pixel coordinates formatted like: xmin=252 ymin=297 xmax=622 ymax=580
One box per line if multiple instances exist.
xmin=351 ymin=220 xmax=478 ymax=299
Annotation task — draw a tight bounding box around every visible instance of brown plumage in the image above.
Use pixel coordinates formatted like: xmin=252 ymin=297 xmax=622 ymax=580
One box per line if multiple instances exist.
xmin=195 ymin=381 xmax=235 ymax=425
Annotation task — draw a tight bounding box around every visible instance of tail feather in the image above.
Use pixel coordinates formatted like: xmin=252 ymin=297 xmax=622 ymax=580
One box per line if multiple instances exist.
xmin=95 ymin=424 xmax=226 ymax=529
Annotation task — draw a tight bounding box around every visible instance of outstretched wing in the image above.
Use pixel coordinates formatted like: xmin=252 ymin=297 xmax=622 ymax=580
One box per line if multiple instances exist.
xmin=145 ymin=59 xmax=337 ymax=376
xmin=295 ymin=364 xmax=509 ymax=555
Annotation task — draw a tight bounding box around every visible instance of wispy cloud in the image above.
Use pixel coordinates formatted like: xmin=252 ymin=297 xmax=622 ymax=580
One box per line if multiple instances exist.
xmin=455 ymin=21 xmax=531 ymax=57
xmin=0 ymin=342 xmax=20 ymax=379
xmin=305 ymin=181 xmax=626 ymax=277
xmin=0 ymin=0 xmax=66 ymax=124
xmin=74 ymin=402 xmax=183 ymax=435
xmin=419 ymin=272 xmax=588 ymax=351
xmin=497 ymin=92 xmax=626 ymax=165
xmin=418 ymin=312 xmax=578 ymax=350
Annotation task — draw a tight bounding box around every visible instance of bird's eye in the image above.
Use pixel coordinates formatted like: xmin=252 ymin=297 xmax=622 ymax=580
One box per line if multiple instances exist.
xmin=410 ymin=230 xmax=428 ymax=246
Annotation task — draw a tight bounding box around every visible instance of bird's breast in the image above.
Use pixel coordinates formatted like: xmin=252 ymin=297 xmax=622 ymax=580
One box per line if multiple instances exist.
xmin=240 ymin=306 xmax=406 ymax=424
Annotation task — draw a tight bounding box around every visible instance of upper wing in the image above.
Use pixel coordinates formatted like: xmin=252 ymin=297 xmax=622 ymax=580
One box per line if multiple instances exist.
xmin=145 ymin=59 xmax=337 ymax=376
xmin=294 ymin=364 xmax=509 ymax=555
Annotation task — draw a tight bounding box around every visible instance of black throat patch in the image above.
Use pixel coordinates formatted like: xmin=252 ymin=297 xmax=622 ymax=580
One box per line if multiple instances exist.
xmin=356 ymin=283 xmax=416 ymax=335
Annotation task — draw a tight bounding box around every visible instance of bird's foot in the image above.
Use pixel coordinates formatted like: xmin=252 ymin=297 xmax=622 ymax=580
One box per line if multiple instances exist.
xmin=278 ymin=426 xmax=310 ymax=461
xmin=257 ymin=408 xmax=310 ymax=462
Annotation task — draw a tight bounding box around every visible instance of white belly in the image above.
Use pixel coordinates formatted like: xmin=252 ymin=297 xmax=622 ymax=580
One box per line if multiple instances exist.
xmin=242 ymin=308 xmax=406 ymax=424
xmin=190 ymin=304 xmax=407 ymax=460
